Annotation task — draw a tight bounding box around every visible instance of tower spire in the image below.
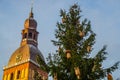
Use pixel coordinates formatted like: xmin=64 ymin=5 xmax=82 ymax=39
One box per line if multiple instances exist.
xmin=29 ymin=7 xmax=33 ymax=18
xmin=29 ymin=0 xmax=34 ymax=18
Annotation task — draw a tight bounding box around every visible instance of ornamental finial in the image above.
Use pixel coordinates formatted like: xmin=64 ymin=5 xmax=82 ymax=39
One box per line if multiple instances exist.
xmin=29 ymin=0 xmax=34 ymax=18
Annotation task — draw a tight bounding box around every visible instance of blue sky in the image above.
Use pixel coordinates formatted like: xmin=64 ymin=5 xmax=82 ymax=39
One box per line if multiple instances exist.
xmin=0 ymin=0 xmax=120 ymax=79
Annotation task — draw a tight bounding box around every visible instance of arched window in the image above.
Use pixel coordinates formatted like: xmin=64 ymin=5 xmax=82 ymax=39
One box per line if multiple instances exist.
xmin=17 ymin=70 xmax=21 ymax=79
xmin=23 ymin=33 xmax=27 ymax=39
xmin=33 ymin=34 xmax=36 ymax=40
xmin=10 ymin=73 xmax=13 ymax=80
xmin=28 ymin=32 xmax=32 ymax=38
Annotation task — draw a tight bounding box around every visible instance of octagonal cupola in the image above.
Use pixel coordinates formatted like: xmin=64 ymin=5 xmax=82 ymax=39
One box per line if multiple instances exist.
xmin=21 ymin=8 xmax=39 ymax=47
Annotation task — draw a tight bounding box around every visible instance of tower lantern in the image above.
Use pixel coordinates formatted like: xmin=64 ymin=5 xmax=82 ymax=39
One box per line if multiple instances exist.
xmin=22 ymin=8 xmax=38 ymax=47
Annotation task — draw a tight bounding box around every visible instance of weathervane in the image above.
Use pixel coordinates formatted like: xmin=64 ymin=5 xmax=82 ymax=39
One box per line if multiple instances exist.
xmin=31 ymin=0 xmax=34 ymax=10
xmin=29 ymin=0 xmax=34 ymax=18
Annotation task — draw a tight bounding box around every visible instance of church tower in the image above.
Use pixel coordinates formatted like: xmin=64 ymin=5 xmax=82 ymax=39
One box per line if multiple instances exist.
xmin=2 ymin=8 xmax=48 ymax=80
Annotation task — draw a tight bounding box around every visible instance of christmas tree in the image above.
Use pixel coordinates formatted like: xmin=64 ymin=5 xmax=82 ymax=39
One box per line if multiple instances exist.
xmin=46 ymin=4 xmax=119 ymax=80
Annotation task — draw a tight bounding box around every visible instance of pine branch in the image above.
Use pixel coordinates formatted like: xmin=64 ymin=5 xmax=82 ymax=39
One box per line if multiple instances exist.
xmin=104 ymin=61 xmax=120 ymax=73
xmin=94 ymin=45 xmax=108 ymax=63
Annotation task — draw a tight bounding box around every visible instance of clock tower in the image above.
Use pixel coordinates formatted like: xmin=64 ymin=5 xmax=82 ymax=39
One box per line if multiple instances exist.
xmin=2 ymin=8 xmax=48 ymax=80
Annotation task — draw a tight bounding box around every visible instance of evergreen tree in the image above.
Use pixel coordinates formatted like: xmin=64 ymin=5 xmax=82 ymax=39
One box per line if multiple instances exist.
xmin=47 ymin=4 xmax=119 ymax=80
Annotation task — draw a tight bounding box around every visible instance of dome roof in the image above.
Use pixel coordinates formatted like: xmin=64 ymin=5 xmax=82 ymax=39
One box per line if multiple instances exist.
xmin=24 ymin=18 xmax=37 ymax=29
xmin=8 ymin=44 xmax=45 ymax=67
xmin=24 ymin=10 xmax=37 ymax=29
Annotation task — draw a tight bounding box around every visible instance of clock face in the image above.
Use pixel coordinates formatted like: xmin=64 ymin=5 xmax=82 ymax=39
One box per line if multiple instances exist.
xmin=16 ymin=54 xmax=23 ymax=62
